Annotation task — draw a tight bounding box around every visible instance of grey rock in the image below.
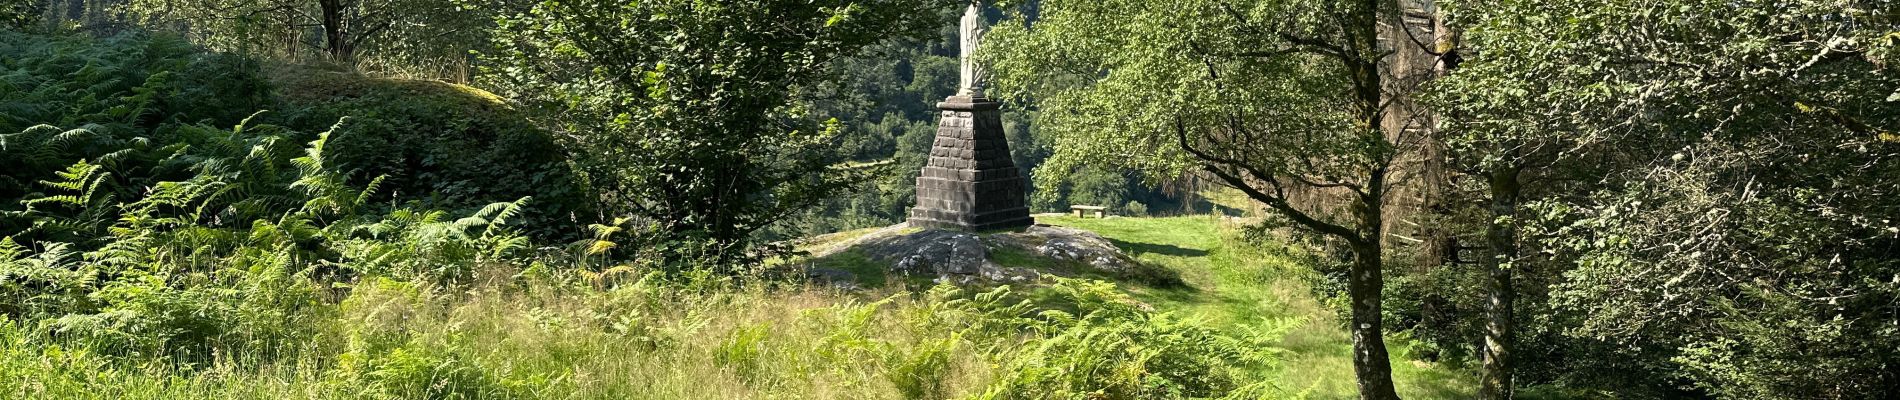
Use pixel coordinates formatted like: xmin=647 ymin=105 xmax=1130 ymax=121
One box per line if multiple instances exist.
xmin=865 ymin=229 xmax=993 ymax=278
xmin=996 ymin=225 xmax=1140 ymax=273
xmin=981 ymin=266 xmax=1043 ymax=283
xmin=837 ymin=223 xmax=1151 ymax=286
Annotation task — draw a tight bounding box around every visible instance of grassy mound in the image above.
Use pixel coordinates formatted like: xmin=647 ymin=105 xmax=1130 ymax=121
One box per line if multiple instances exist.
xmin=272 ymin=67 xmax=590 ymax=240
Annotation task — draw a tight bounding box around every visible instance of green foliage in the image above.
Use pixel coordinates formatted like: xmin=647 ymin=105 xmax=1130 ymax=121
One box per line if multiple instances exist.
xmin=20 ymin=0 xmax=1900 ymax=398
xmin=1122 ymin=201 xmax=1148 ymax=217
xmin=0 ymin=31 xmax=270 ymax=133
xmin=481 ymin=0 xmax=952 ymax=266
xmin=1 ymin=203 xmax=1405 ymax=400
xmin=1419 ymin=0 xmax=1900 ymax=397
xmin=987 ymin=0 xmax=1384 ymax=198
xmin=1059 ymin=165 xmax=1130 ymax=211
xmin=0 ymin=112 xmax=534 ymax=357
xmin=1543 ymin=158 xmax=1900 ymax=398
xmin=972 ymin=279 xmax=1248 ymax=400
xmin=275 ymin=70 xmax=590 ymax=241
xmin=124 ymin=0 xmax=491 ymax=76
xmin=989 ymin=1 xmax=1414 ymax=397
xmin=0 ymin=31 xmax=542 ymax=379
xmin=0 ymin=0 xmax=38 ymax=29
xmin=888 ymin=335 xmax=959 ymax=399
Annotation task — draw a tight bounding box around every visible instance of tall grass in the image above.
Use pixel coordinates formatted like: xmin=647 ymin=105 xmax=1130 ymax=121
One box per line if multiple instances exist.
xmin=1038 ymin=215 xmax=1477 ymax=399
xmin=3 ymin=266 xmax=1289 ymax=399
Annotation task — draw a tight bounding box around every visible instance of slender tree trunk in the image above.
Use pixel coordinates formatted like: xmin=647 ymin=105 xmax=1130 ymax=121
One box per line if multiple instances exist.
xmin=1348 ymin=239 xmax=1401 ymax=400
xmin=1350 ymin=169 xmax=1402 ymax=400
xmin=319 ymin=0 xmax=351 ymax=63
xmin=1478 ymin=165 xmax=1520 ymax=399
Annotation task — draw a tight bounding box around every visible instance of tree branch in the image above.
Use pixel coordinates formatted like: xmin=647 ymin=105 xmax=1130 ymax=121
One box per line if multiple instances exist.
xmin=1175 ymin=119 xmax=1361 ymax=241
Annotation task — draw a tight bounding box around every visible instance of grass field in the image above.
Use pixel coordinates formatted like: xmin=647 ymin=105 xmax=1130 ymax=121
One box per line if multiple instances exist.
xmin=1034 ymin=215 xmax=1474 ymax=399
xmin=2 ymin=215 xmax=1475 ymax=399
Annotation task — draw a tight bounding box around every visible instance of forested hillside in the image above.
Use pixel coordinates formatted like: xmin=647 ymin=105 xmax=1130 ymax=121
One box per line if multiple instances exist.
xmin=3 ymin=0 xmax=1897 ymax=399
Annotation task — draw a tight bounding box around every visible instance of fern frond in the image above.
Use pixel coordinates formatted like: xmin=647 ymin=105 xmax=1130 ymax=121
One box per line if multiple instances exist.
xmin=354 ymin=175 xmax=389 ymax=208
xmin=233 ymin=110 xmax=270 ymax=134
xmin=488 ymin=235 xmax=531 ymax=260
xmin=453 ymin=216 xmax=490 ymax=231
xmin=38 ymin=160 xmax=99 ymax=191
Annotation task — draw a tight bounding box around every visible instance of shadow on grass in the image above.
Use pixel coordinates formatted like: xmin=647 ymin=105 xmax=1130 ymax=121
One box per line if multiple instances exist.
xmin=1107 ymin=238 xmax=1210 ymax=258
xmin=1135 ymin=281 xmax=1206 ymax=304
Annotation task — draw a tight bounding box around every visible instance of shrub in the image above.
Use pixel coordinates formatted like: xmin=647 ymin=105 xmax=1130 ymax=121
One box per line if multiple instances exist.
xmin=1123 ymin=200 xmax=1148 ymax=217
xmin=273 ymin=70 xmax=590 ymax=240
xmin=888 ymin=336 xmax=959 ymax=400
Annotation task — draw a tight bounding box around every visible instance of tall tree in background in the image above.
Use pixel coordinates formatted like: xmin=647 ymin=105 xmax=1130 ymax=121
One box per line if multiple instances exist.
xmin=1 ymin=0 xmax=38 ymax=29
xmin=1433 ymin=0 xmax=1900 ymax=396
xmin=127 ymin=0 xmax=483 ymax=73
xmin=988 ymin=0 xmax=1447 ymax=398
xmin=483 ymin=0 xmax=948 ymax=267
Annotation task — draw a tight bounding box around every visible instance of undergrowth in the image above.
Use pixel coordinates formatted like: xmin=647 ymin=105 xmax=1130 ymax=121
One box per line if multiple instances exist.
xmin=1 ymin=30 xmax=1291 ymax=400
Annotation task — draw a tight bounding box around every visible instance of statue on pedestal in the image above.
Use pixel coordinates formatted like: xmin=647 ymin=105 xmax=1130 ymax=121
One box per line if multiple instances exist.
xmin=957 ymin=0 xmax=988 ymax=98
xmin=906 ymin=0 xmax=1034 ymax=232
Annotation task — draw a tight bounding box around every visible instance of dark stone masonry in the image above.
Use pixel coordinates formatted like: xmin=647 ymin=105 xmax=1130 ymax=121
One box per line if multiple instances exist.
xmin=908 ymin=96 xmax=1033 ymax=231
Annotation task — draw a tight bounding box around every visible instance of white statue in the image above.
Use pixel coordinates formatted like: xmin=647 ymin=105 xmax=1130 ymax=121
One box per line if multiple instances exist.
xmin=957 ymin=0 xmax=988 ymax=98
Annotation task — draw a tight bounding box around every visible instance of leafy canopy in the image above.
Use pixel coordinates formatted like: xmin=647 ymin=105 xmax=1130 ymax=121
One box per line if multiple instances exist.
xmin=483 ymin=0 xmax=950 ymax=265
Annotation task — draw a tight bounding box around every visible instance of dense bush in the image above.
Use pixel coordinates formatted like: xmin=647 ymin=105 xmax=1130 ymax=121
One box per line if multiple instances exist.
xmin=0 ymin=0 xmax=33 ymax=29
xmin=1 ymin=30 xmax=587 ymax=245
xmin=2 ymin=31 xmax=272 ymax=245
xmin=1 ymin=29 xmax=537 ymax=367
xmin=273 ymin=69 xmax=591 ymax=241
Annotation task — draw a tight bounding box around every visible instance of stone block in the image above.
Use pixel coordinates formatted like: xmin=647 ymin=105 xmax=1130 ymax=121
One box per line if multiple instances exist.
xmin=909 ymin=96 xmax=1033 ymax=231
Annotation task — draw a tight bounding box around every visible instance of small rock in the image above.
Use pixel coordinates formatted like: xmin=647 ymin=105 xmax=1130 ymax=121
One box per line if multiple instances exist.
xmin=806 ymin=267 xmax=861 ymax=290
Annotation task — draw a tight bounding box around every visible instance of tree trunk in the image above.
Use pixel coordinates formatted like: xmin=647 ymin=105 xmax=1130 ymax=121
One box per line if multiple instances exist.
xmin=1478 ymin=165 xmax=1520 ymax=400
xmin=1350 ymin=170 xmax=1401 ymax=400
xmin=319 ymin=0 xmax=351 ymax=63
xmin=1349 ymin=238 xmax=1401 ymax=400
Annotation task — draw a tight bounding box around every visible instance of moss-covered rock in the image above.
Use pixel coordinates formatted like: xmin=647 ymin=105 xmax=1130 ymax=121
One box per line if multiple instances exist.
xmin=801 ymin=223 xmax=1181 ymax=287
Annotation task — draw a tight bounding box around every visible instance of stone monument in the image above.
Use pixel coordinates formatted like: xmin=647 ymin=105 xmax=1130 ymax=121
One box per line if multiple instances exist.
xmin=908 ymin=0 xmax=1033 ymax=231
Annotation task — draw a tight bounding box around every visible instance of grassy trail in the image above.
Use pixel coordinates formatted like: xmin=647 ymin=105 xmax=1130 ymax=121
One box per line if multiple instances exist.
xmin=1038 ymin=215 xmax=1474 ymax=399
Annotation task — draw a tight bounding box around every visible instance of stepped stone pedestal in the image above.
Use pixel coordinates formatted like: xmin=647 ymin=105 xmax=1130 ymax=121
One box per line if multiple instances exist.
xmin=908 ymin=96 xmax=1033 ymax=231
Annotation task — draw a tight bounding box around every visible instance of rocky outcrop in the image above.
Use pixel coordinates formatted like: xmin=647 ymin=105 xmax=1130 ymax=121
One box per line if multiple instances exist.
xmin=854 ymin=229 xmax=1039 ymax=285
xmin=1005 ymin=225 xmax=1140 ymax=274
xmin=819 ymin=223 xmax=1159 ymax=286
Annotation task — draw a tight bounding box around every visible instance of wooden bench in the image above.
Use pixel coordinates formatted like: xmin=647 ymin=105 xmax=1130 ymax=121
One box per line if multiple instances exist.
xmin=1071 ymin=205 xmax=1108 ymax=218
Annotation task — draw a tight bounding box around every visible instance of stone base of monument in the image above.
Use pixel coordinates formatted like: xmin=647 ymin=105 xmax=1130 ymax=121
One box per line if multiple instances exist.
xmin=801 ymin=223 xmax=1182 ymax=288
xmin=908 ymin=96 xmax=1034 ymax=232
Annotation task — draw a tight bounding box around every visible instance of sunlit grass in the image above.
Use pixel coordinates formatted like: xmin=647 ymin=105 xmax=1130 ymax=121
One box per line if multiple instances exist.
xmin=3 ymin=216 xmax=1473 ymax=399
xmin=1038 ymin=215 xmax=1475 ymax=399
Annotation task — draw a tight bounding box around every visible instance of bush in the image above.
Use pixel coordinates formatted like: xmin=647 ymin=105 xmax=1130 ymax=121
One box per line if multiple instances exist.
xmin=1 ymin=0 xmax=39 ymax=29
xmin=0 ymin=32 xmax=545 ymax=378
xmin=274 ymin=68 xmax=590 ymax=241
xmin=1123 ymin=200 xmax=1148 ymax=217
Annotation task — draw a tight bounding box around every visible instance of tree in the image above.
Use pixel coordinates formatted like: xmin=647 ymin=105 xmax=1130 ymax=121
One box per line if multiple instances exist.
xmin=988 ymin=0 xmax=1451 ymax=397
xmin=1 ymin=0 xmax=39 ymax=29
xmin=127 ymin=0 xmax=483 ymax=71
xmin=482 ymin=0 xmax=949 ymax=267
xmin=1432 ymin=0 xmax=1900 ymax=396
